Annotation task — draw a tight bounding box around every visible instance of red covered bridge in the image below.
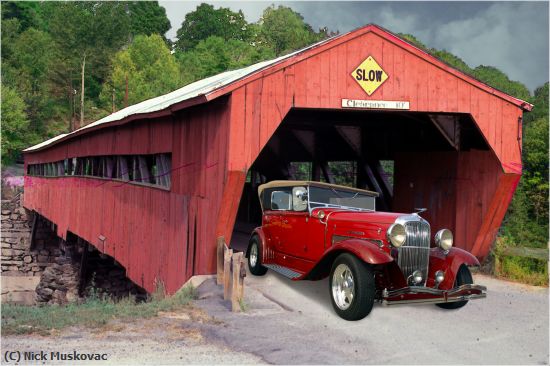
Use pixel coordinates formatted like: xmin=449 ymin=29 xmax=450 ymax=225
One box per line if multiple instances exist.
xmin=23 ymin=24 xmax=532 ymax=294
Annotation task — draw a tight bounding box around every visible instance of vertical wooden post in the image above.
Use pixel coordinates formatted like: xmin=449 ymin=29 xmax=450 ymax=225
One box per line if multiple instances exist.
xmin=231 ymin=252 xmax=244 ymax=312
xmin=223 ymin=246 xmax=233 ymax=300
xmin=217 ymin=237 xmax=225 ymax=285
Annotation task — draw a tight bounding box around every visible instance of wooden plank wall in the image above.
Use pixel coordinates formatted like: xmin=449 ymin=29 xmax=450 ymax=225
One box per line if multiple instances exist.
xmin=391 ymin=150 xmax=518 ymax=257
xmin=24 ymin=100 xmax=230 ymax=294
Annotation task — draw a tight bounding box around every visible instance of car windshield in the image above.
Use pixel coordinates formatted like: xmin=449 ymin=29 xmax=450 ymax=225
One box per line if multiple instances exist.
xmin=309 ymin=186 xmax=376 ymax=211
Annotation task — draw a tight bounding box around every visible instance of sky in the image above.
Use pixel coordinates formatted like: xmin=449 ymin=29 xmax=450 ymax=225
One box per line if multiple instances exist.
xmin=158 ymin=1 xmax=549 ymax=93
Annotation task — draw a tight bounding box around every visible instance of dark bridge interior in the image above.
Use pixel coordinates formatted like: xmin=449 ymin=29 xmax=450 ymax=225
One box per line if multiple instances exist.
xmin=230 ymin=107 xmax=489 ymax=251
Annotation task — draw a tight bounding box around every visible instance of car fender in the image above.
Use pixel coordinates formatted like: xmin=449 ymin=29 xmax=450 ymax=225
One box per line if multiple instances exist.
xmin=247 ymin=227 xmax=266 ymax=258
xmin=429 ymin=247 xmax=480 ymax=289
xmin=304 ymin=238 xmax=394 ymax=280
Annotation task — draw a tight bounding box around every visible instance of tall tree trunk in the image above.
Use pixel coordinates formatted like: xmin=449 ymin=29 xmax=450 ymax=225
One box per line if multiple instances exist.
xmin=80 ymin=54 xmax=86 ymax=128
xmin=125 ymin=74 xmax=129 ymax=108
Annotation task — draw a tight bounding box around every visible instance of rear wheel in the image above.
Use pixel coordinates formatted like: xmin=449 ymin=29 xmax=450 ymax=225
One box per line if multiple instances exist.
xmin=436 ymin=264 xmax=473 ymax=310
xmin=247 ymin=236 xmax=267 ymax=276
xmin=329 ymin=253 xmax=375 ymax=321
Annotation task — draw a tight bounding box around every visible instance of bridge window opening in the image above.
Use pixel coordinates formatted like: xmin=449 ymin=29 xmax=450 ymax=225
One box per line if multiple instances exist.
xmin=26 ymin=153 xmax=172 ymax=189
xmin=290 ymin=162 xmax=312 ymax=180
xmin=379 ymin=160 xmax=394 ymax=194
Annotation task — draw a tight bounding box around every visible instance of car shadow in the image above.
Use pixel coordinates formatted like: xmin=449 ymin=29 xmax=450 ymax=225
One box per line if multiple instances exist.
xmin=262 ymin=270 xmax=383 ymax=314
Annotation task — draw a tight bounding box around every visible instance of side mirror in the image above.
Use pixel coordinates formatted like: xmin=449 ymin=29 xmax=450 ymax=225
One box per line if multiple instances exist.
xmin=292 ymin=187 xmax=308 ymax=211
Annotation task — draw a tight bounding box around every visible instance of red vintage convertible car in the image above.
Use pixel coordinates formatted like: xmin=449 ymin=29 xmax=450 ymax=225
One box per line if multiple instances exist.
xmin=246 ymin=180 xmax=487 ymax=320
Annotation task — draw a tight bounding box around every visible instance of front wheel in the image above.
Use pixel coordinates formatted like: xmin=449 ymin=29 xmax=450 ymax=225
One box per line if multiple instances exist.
xmin=436 ymin=264 xmax=473 ymax=310
xmin=329 ymin=253 xmax=375 ymax=321
xmin=247 ymin=236 xmax=267 ymax=276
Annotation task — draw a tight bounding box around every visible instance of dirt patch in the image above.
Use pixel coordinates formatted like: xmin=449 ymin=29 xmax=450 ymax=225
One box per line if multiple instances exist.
xmin=2 ymin=303 xmax=263 ymax=364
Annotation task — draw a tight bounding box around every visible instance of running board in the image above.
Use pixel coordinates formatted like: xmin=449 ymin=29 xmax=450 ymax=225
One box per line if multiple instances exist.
xmin=264 ymin=264 xmax=302 ymax=279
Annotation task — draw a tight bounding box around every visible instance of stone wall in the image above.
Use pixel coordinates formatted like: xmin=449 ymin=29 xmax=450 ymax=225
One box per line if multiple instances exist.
xmin=1 ymin=193 xmax=60 ymax=277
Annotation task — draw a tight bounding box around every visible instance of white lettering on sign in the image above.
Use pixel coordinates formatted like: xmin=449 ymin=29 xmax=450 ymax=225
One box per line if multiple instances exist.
xmin=341 ymin=99 xmax=410 ymax=110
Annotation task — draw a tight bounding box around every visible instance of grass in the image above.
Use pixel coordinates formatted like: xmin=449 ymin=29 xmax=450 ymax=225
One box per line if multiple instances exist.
xmin=1 ymin=285 xmax=197 ymax=336
xmin=238 ymin=298 xmax=249 ymax=312
xmin=492 ymin=237 xmax=549 ymax=286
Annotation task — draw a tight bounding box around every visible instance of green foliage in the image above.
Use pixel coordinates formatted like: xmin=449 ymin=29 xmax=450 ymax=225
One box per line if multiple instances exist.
xmin=175 ymin=3 xmax=251 ymax=52
xmin=1 ymin=85 xmax=38 ymax=164
xmin=472 ymin=66 xmax=530 ymax=100
xmin=1 ymin=1 xmax=42 ymax=31
xmin=1 ymin=285 xmax=197 ymax=335
xmin=525 ymin=82 xmax=549 ymax=123
xmin=498 ymin=83 xmax=548 ymax=284
xmin=397 ymin=33 xmax=428 ymax=50
xmin=101 ymin=34 xmax=181 ymax=108
xmin=431 ymin=50 xmax=473 ymax=75
xmin=259 ymin=5 xmax=327 ymax=56
xmin=493 ymin=237 xmax=548 ymax=286
xmin=127 ymin=1 xmax=171 ymax=42
xmin=177 ymin=36 xmax=275 ymax=84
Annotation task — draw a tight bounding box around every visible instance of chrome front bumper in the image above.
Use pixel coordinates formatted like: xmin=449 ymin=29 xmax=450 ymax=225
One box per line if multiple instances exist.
xmin=381 ymin=284 xmax=487 ymax=306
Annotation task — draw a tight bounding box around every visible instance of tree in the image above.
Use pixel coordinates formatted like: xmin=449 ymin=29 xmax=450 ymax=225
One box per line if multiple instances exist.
xmin=47 ymin=2 xmax=130 ymax=129
xmin=259 ymin=5 xmax=327 ymax=56
xmin=472 ymin=66 xmax=531 ymax=101
xmin=1 ymin=85 xmax=37 ymax=164
xmin=176 ymin=36 xmax=275 ymax=85
xmin=127 ymin=1 xmax=171 ymax=42
xmin=1 ymin=1 xmax=42 ymax=31
xmin=525 ymin=83 xmax=549 ymax=123
xmin=175 ymin=3 xmax=250 ymax=52
xmin=101 ymin=34 xmax=181 ymax=108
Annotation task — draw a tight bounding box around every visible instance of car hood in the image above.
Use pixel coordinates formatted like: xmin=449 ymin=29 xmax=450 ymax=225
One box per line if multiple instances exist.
xmin=323 ymin=210 xmax=405 ymax=225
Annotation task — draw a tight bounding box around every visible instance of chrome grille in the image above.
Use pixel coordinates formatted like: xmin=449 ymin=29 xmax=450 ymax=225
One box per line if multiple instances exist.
xmin=397 ymin=220 xmax=430 ymax=285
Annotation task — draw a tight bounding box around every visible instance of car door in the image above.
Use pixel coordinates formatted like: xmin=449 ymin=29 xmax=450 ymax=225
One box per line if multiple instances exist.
xmin=268 ymin=188 xmax=293 ymax=259
xmin=276 ymin=186 xmax=319 ymax=272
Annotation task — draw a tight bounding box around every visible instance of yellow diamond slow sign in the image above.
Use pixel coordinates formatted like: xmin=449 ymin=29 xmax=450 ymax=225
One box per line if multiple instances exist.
xmin=351 ymin=56 xmax=388 ymax=96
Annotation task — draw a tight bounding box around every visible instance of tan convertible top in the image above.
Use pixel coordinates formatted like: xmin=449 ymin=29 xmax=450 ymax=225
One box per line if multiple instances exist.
xmin=257 ymin=180 xmax=379 ymax=198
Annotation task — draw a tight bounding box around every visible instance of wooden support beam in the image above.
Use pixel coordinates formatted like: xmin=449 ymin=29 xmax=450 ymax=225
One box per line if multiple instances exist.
xmin=217 ymin=236 xmax=225 ymax=285
xmin=223 ymin=246 xmax=233 ymax=300
xmin=78 ymin=240 xmax=89 ymax=295
xmin=372 ymin=160 xmax=393 ymax=198
xmin=363 ymin=162 xmax=388 ymax=210
xmin=312 ymin=162 xmax=321 ymax=181
xmin=500 ymin=246 xmax=549 ymax=261
xmin=428 ymin=114 xmax=461 ymax=150
xmin=29 ymin=212 xmax=38 ymax=250
xmin=231 ymin=252 xmax=245 ymax=312
xmin=320 ymin=161 xmax=334 ymax=184
xmin=291 ymin=130 xmax=315 ymax=157
xmin=334 ymin=126 xmax=362 ymax=155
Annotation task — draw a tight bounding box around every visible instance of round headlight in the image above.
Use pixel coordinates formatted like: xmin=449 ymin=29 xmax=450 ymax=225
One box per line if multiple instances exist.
xmin=412 ymin=270 xmax=423 ymax=285
xmin=387 ymin=223 xmax=406 ymax=247
xmin=434 ymin=270 xmax=445 ymax=284
xmin=435 ymin=229 xmax=453 ymax=251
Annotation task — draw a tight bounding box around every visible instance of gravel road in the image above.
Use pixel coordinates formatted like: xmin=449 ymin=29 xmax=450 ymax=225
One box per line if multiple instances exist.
xmin=195 ymin=271 xmax=549 ymax=365
xmin=2 ymin=272 xmax=548 ymax=365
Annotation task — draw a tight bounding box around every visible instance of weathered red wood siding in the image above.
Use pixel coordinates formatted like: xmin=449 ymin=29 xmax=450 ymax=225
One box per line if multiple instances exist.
xmin=220 ymin=28 xmax=525 ymax=257
xmin=24 ymin=100 xmax=230 ymax=294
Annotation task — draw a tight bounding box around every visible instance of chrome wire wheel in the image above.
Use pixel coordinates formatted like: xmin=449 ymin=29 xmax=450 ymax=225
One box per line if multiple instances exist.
xmin=331 ymin=263 xmax=355 ymax=310
xmin=250 ymin=243 xmax=258 ymax=268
